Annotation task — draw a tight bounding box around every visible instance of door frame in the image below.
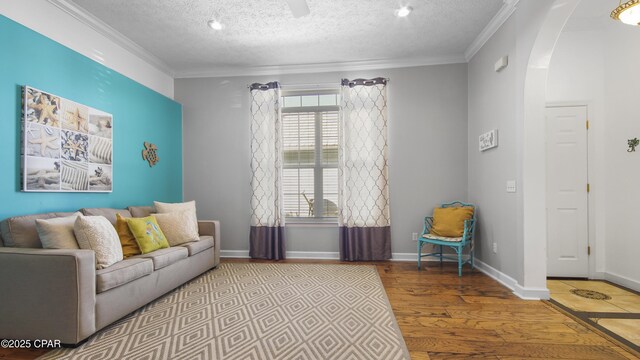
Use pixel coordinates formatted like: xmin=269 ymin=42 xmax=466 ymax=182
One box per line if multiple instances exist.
xmin=545 ymin=101 xmax=597 ymax=279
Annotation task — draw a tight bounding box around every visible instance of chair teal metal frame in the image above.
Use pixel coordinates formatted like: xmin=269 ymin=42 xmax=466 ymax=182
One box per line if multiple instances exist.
xmin=417 ymin=201 xmax=476 ymax=276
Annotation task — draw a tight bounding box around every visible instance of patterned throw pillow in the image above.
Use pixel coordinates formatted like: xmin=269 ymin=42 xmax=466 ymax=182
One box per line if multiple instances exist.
xmin=115 ymin=213 xmax=141 ymax=258
xmin=153 ymin=200 xmax=198 ymax=230
xmin=74 ymin=216 xmax=123 ymax=269
xmin=36 ymin=212 xmax=83 ymax=249
xmin=126 ymin=216 xmax=170 ymax=254
xmin=152 ymin=211 xmax=199 ymax=246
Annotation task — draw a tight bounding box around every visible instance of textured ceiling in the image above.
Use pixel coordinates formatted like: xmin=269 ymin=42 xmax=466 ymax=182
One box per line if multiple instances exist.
xmin=69 ymin=0 xmax=504 ymax=75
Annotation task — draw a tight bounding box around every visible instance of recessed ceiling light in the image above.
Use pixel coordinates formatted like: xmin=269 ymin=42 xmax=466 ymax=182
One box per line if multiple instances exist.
xmin=395 ymin=6 xmax=413 ymax=17
xmin=207 ymin=20 xmax=223 ymax=30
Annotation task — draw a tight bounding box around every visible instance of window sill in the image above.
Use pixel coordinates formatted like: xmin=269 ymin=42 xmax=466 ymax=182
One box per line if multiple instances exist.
xmin=286 ymin=218 xmax=338 ymax=228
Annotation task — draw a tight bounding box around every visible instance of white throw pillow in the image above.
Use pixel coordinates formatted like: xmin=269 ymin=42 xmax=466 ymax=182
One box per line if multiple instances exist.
xmin=154 ymin=200 xmax=198 ymax=230
xmin=74 ymin=215 xmax=123 ymax=269
xmin=36 ymin=212 xmax=83 ymax=249
xmin=152 ymin=211 xmax=199 ymax=246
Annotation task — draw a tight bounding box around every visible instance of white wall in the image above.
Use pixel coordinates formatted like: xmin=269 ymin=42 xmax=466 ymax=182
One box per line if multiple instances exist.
xmin=604 ymin=24 xmax=640 ymax=291
xmin=546 ymin=28 xmax=607 ymax=276
xmin=175 ymin=64 xmax=469 ymax=257
xmin=0 ymin=0 xmax=174 ymax=98
xmin=467 ymin=14 xmax=520 ymax=281
xmin=547 ymin=9 xmax=640 ymax=290
xmin=468 ymin=0 xmax=568 ymax=298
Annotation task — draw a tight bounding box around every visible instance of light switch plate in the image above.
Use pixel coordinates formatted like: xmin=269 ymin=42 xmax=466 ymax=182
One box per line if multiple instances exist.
xmin=506 ymin=180 xmax=517 ymax=193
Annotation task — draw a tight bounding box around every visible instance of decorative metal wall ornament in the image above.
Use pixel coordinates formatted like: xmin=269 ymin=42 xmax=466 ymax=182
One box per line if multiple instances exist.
xmin=479 ymin=129 xmax=499 ymax=151
xmin=628 ymin=138 xmax=639 ymax=152
xmin=142 ymin=142 xmax=159 ymax=167
xmin=22 ymin=86 xmax=113 ymax=192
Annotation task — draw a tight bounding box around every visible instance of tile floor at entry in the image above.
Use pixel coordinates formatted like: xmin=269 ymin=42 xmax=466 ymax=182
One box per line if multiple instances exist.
xmin=548 ymin=279 xmax=640 ymax=353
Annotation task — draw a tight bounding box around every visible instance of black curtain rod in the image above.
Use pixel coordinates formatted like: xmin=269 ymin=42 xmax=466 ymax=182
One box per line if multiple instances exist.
xmin=249 ymin=82 xmax=280 ymax=91
xmin=341 ymin=77 xmax=388 ymax=88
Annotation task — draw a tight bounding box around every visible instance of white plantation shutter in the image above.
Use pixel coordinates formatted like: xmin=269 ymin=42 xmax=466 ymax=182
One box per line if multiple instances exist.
xmin=281 ymin=92 xmax=339 ymax=219
xmin=282 ymin=112 xmax=315 ymax=217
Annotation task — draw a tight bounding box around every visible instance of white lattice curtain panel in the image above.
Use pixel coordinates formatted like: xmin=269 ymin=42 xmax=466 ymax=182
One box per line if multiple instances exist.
xmin=338 ymin=78 xmax=391 ymax=261
xmin=249 ymin=82 xmax=286 ymax=260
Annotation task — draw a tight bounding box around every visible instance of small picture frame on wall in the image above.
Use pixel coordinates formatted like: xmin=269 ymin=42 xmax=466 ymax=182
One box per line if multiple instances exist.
xmin=22 ymin=86 xmax=113 ymax=192
xmin=479 ymin=129 xmax=498 ymax=152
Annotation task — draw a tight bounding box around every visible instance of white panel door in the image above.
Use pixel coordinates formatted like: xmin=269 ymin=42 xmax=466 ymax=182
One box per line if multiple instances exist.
xmin=546 ymin=106 xmax=589 ymax=277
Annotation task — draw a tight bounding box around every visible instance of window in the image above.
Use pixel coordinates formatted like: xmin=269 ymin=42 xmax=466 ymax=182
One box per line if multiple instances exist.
xmin=281 ymin=91 xmax=339 ymax=220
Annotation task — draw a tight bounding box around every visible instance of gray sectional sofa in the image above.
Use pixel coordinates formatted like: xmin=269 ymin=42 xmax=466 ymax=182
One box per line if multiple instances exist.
xmin=0 ymin=206 xmax=220 ymax=345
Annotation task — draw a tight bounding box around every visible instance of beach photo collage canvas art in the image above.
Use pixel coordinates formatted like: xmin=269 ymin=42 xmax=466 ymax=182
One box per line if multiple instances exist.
xmin=22 ymin=86 xmax=113 ymax=192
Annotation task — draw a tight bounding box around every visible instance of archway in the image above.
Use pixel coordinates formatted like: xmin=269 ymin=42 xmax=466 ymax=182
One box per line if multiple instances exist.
xmin=522 ymin=0 xmax=581 ymax=297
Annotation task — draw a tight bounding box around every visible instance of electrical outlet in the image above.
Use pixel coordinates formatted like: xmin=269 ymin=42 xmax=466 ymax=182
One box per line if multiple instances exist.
xmin=412 ymin=232 xmax=418 ymax=241
xmin=492 ymin=242 xmax=498 ymax=253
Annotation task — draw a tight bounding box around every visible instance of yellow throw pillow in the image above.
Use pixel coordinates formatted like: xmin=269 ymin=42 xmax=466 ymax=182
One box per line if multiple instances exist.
xmin=430 ymin=207 xmax=474 ymax=238
xmin=116 ymin=213 xmax=141 ymax=258
xmin=126 ymin=216 xmax=170 ymax=254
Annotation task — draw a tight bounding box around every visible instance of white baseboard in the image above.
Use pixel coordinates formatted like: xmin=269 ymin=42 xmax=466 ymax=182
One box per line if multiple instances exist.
xmin=590 ymin=271 xmax=606 ymax=280
xmin=604 ymin=271 xmax=640 ymax=292
xmin=474 ymin=259 xmax=550 ymax=300
xmin=220 ymin=250 xmax=250 ymax=258
xmin=286 ymin=251 xmax=339 ymax=259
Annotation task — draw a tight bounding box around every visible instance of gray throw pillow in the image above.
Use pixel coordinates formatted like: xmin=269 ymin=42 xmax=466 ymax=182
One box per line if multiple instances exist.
xmin=35 ymin=212 xmax=83 ymax=249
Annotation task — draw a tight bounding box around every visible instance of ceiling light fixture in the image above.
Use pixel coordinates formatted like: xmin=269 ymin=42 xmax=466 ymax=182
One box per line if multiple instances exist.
xmin=611 ymin=0 xmax=640 ymax=26
xmin=395 ymin=6 xmax=413 ymax=17
xmin=207 ymin=19 xmax=223 ymax=30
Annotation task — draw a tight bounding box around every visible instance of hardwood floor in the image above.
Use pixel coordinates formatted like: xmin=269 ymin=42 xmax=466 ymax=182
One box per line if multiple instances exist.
xmin=2 ymin=259 xmax=636 ymax=359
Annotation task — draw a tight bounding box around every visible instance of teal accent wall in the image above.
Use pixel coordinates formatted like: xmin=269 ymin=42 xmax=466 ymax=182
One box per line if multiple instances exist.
xmin=0 ymin=15 xmax=182 ymax=220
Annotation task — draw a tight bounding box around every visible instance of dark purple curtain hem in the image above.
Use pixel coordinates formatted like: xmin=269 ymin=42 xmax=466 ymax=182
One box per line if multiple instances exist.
xmin=339 ymin=226 xmax=391 ymax=261
xmin=249 ymin=226 xmax=286 ymax=260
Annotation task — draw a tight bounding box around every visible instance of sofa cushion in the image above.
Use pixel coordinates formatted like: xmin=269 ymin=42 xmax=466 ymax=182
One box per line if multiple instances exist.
xmin=36 ymin=212 xmax=83 ymax=249
xmin=134 ymin=247 xmax=188 ymax=270
xmin=154 ymin=201 xmax=198 ymax=229
xmin=152 ymin=211 xmax=199 ymax=246
xmin=81 ymin=208 xmax=132 ymax=226
xmin=180 ymin=236 xmax=214 ymax=256
xmin=115 ymin=214 xmax=140 ymax=258
xmin=74 ymin=216 xmax=124 ymax=269
xmin=126 ymin=216 xmax=169 ymax=254
xmin=0 ymin=212 xmax=76 ymax=248
xmin=96 ymin=258 xmax=153 ymax=293
xmin=127 ymin=206 xmax=155 ymax=218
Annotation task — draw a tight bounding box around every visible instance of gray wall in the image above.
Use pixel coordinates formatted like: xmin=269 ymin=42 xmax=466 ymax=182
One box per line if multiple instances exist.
xmin=175 ymin=64 xmax=468 ymax=255
xmin=467 ymin=0 xmax=557 ymax=287
xmin=467 ymin=15 xmax=520 ymax=280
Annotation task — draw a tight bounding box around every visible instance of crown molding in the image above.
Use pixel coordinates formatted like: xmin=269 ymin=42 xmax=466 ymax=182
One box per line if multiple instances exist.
xmin=47 ymin=0 xmax=175 ymax=77
xmin=46 ymin=0 xmax=511 ymax=79
xmin=174 ymin=55 xmax=467 ymax=79
xmin=464 ymin=0 xmax=520 ymax=62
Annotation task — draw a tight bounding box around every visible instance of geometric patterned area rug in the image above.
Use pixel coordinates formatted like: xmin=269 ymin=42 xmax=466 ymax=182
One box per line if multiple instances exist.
xmin=40 ymin=263 xmax=409 ymax=360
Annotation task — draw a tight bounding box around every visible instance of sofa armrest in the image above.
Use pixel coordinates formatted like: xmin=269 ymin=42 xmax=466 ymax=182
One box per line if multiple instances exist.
xmin=198 ymin=220 xmax=221 ymax=267
xmin=0 ymin=248 xmax=96 ymax=344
